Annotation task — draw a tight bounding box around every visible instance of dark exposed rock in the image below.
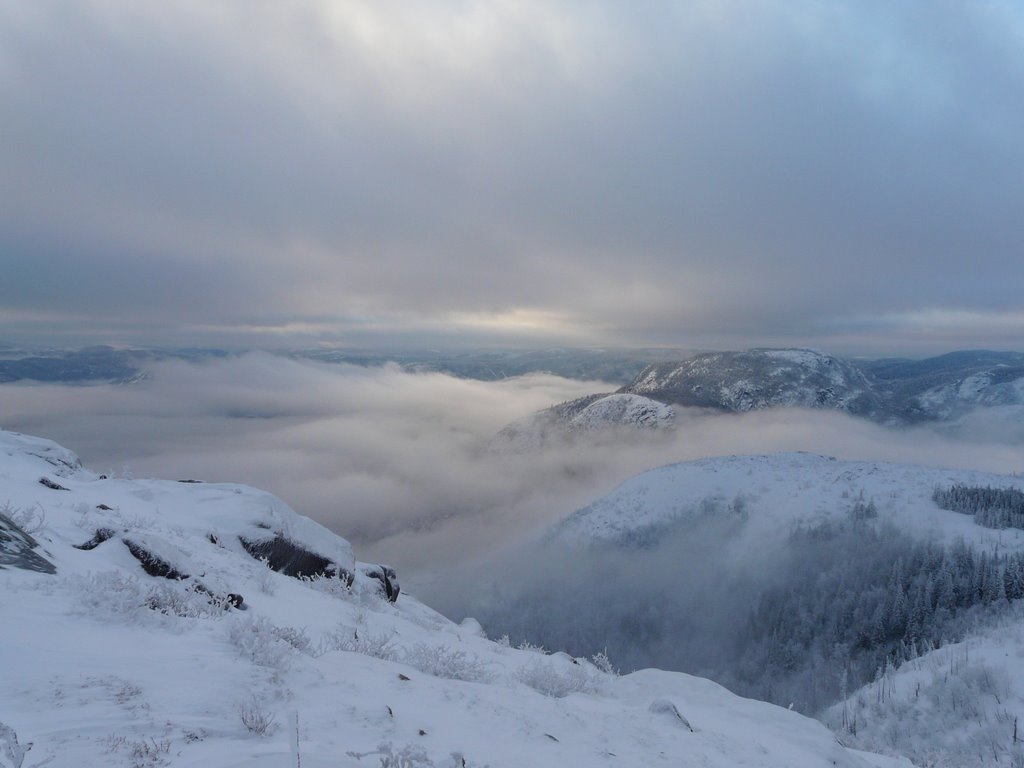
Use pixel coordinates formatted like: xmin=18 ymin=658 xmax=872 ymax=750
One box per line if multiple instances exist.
xmin=563 ymin=348 xmax=1024 ymax=427
xmin=177 ymin=479 xmax=203 ymax=484
xmin=360 ymin=563 xmax=400 ymax=602
xmin=38 ymin=477 xmax=69 ymax=491
xmin=96 ymin=503 xmax=113 ymax=511
xmin=239 ymin=534 xmax=354 ymax=584
xmin=74 ymin=528 xmax=116 ymax=551
xmin=118 ymin=536 xmax=244 ymax=610
xmin=0 ymin=511 xmax=56 ymax=574
xmin=123 ymin=538 xmax=189 ymax=580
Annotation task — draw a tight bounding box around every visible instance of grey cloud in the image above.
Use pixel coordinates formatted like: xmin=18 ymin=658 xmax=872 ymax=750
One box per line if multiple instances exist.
xmin=1 ymin=1 xmax=1023 ymax=351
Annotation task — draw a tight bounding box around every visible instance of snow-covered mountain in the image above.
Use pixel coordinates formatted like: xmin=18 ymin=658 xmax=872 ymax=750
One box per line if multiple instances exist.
xmin=494 ymin=392 xmax=675 ymax=449
xmin=503 ymin=348 xmax=1024 ymax=436
xmin=554 ymin=452 xmax=1024 ymax=552
xmin=461 ymin=451 xmax=1024 ymax=765
xmin=0 ymin=429 xmax=901 ymax=768
xmin=622 ymin=348 xmax=883 ymax=417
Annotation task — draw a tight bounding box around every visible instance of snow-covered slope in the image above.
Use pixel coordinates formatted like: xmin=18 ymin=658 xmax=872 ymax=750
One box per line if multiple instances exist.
xmin=555 ymin=452 xmax=1024 ymax=553
xmin=0 ymin=429 xmax=900 ymax=768
xmin=824 ymin=610 xmax=1024 ymax=768
xmin=914 ymin=370 xmax=1024 ymax=421
xmin=494 ymin=392 xmax=674 ymax=449
xmin=621 ymin=348 xmax=882 ymax=417
xmin=568 ymin=393 xmax=675 ymax=431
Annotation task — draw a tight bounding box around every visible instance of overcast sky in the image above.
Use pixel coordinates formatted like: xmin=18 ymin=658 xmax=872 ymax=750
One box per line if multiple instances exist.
xmin=2 ymin=1 xmax=1023 ymax=355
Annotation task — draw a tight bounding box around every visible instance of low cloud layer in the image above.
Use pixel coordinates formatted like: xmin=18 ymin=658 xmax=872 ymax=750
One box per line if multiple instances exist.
xmin=3 ymin=355 xmax=1024 ymax=580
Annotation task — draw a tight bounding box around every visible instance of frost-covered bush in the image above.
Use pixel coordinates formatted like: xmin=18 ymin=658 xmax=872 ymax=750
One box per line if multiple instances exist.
xmin=145 ymin=582 xmax=230 ymax=618
xmin=516 ymin=640 xmax=545 ymax=654
xmin=103 ymin=735 xmax=171 ymax=768
xmin=302 ymin=571 xmax=395 ymax=609
xmin=226 ymin=616 xmax=293 ymax=670
xmin=321 ymin=627 xmax=397 ymax=661
xmin=237 ymin=696 xmax=278 ymax=736
xmin=1 ymin=501 xmax=46 ymax=535
xmin=301 ymin=573 xmax=352 ymax=599
xmin=254 ymin=557 xmax=277 ymax=595
xmin=348 ymin=742 xmax=435 ymax=767
xmin=591 ymin=650 xmax=618 ymax=676
xmin=65 ymin=571 xmax=229 ymax=623
xmin=516 ymin=659 xmax=601 ymax=698
xmin=0 ymin=722 xmax=31 ymax=768
xmin=271 ymin=625 xmax=313 ymax=655
xmin=66 ymin=572 xmax=144 ymax=619
xmin=402 ymin=644 xmax=494 ymax=683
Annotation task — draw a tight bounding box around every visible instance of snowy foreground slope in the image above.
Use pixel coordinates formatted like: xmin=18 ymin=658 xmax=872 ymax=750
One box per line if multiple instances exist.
xmin=0 ymin=430 xmax=904 ymax=768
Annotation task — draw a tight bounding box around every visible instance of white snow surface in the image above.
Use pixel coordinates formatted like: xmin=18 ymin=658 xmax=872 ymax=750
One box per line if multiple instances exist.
xmin=556 ymin=452 xmax=1024 ymax=555
xmin=0 ymin=429 xmax=900 ymax=768
xmin=494 ymin=393 xmax=674 ymax=451
xmin=568 ymin=393 xmax=675 ymax=431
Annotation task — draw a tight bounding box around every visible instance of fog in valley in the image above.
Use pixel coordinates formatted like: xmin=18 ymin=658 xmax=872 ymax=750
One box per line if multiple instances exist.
xmin=2 ymin=354 xmax=1022 ymax=573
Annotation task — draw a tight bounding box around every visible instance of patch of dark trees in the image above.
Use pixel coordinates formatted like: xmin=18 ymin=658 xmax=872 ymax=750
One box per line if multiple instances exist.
xmin=934 ymin=484 xmax=1024 ymax=530
xmin=471 ymin=508 xmax=1024 ymax=719
xmin=733 ymin=520 xmax=1024 ymax=713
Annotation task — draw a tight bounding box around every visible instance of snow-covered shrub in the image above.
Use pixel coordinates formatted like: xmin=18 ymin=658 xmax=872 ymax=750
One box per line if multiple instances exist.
xmin=103 ymin=735 xmax=171 ymax=768
xmin=321 ymin=627 xmax=397 ymax=661
xmin=271 ymin=625 xmax=313 ymax=655
xmin=515 ymin=659 xmax=601 ymax=698
xmin=0 ymin=722 xmax=30 ymax=768
xmin=348 ymin=742 xmax=434 ymax=767
xmin=1 ymin=501 xmax=46 ymax=535
xmin=591 ymin=650 xmax=618 ymax=676
xmin=254 ymin=557 xmax=277 ymax=595
xmin=401 ymin=644 xmax=494 ymax=683
xmin=144 ymin=582 xmax=229 ymax=618
xmin=301 ymin=573 xmax=352 ymax=600
xmin=516 ymin=640 xmax=545 ymax=654
xmin=237 ymin=696 xmax=277 ymax=736
xmin=67 ymin=572 xmax=149 ymax=621
xmin=128 ymin=738 xmax=171 ymax=768
xmin=226 ymin=616 xmax=293 ymax=670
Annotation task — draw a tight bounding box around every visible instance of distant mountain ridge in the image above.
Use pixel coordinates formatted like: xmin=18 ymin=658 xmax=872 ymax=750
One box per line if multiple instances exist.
xmin=0 ymin=345 xmax=691 ymax=385
xmin=540 ymin=348 xmax=1024 ymax=428
xmin=622 ymin=348 xmax=882 ymax=416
